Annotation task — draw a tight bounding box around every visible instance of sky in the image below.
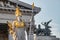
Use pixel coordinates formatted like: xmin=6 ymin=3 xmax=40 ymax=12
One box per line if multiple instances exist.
xmin=19 ymin=0 xmax=60 ymax=38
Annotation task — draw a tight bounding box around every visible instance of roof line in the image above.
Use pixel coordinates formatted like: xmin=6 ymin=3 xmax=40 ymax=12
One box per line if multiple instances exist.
xmin=8 ymin=0 xmax=41 ymax=13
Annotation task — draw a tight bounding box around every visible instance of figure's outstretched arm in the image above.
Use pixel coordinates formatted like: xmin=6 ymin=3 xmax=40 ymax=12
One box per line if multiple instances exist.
xmin=47 ymin=19 xmax=52 ymax=25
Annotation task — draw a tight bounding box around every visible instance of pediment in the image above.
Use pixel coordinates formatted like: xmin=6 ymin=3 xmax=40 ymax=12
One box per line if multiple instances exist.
xmin=0 ymin=0 xmax=41 ymax=15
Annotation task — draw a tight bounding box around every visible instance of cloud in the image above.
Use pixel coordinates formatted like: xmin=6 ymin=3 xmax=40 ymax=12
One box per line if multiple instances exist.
xmin=50 ymin=22 xmax=60 ymax=38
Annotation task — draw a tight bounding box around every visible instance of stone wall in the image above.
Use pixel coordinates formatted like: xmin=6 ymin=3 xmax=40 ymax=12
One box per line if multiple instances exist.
xmin=37 ymin=36 xmax=60 ymax=40
xmin=28 ymin=35 xmax=60 ymax=40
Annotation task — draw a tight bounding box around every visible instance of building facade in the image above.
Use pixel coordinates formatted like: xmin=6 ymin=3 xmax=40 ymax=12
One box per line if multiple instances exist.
xmin=0 ymin=0 xmax=41 ymax=40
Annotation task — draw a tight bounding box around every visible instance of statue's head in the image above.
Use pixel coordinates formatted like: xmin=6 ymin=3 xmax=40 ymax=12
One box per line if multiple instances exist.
xmin=38 ymin=24 xmax=41 ymax=29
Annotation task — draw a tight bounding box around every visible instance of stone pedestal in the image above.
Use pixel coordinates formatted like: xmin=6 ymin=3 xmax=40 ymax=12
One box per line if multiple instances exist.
xmin=37 ymin=36 xmax=59 ymax=40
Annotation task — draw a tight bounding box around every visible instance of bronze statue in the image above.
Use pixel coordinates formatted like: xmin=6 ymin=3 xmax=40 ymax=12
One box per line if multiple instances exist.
xmin=41 ymin=19 xmax=52 ymax=36
xmin=35 ymin=20 xmax=52 ymax=36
